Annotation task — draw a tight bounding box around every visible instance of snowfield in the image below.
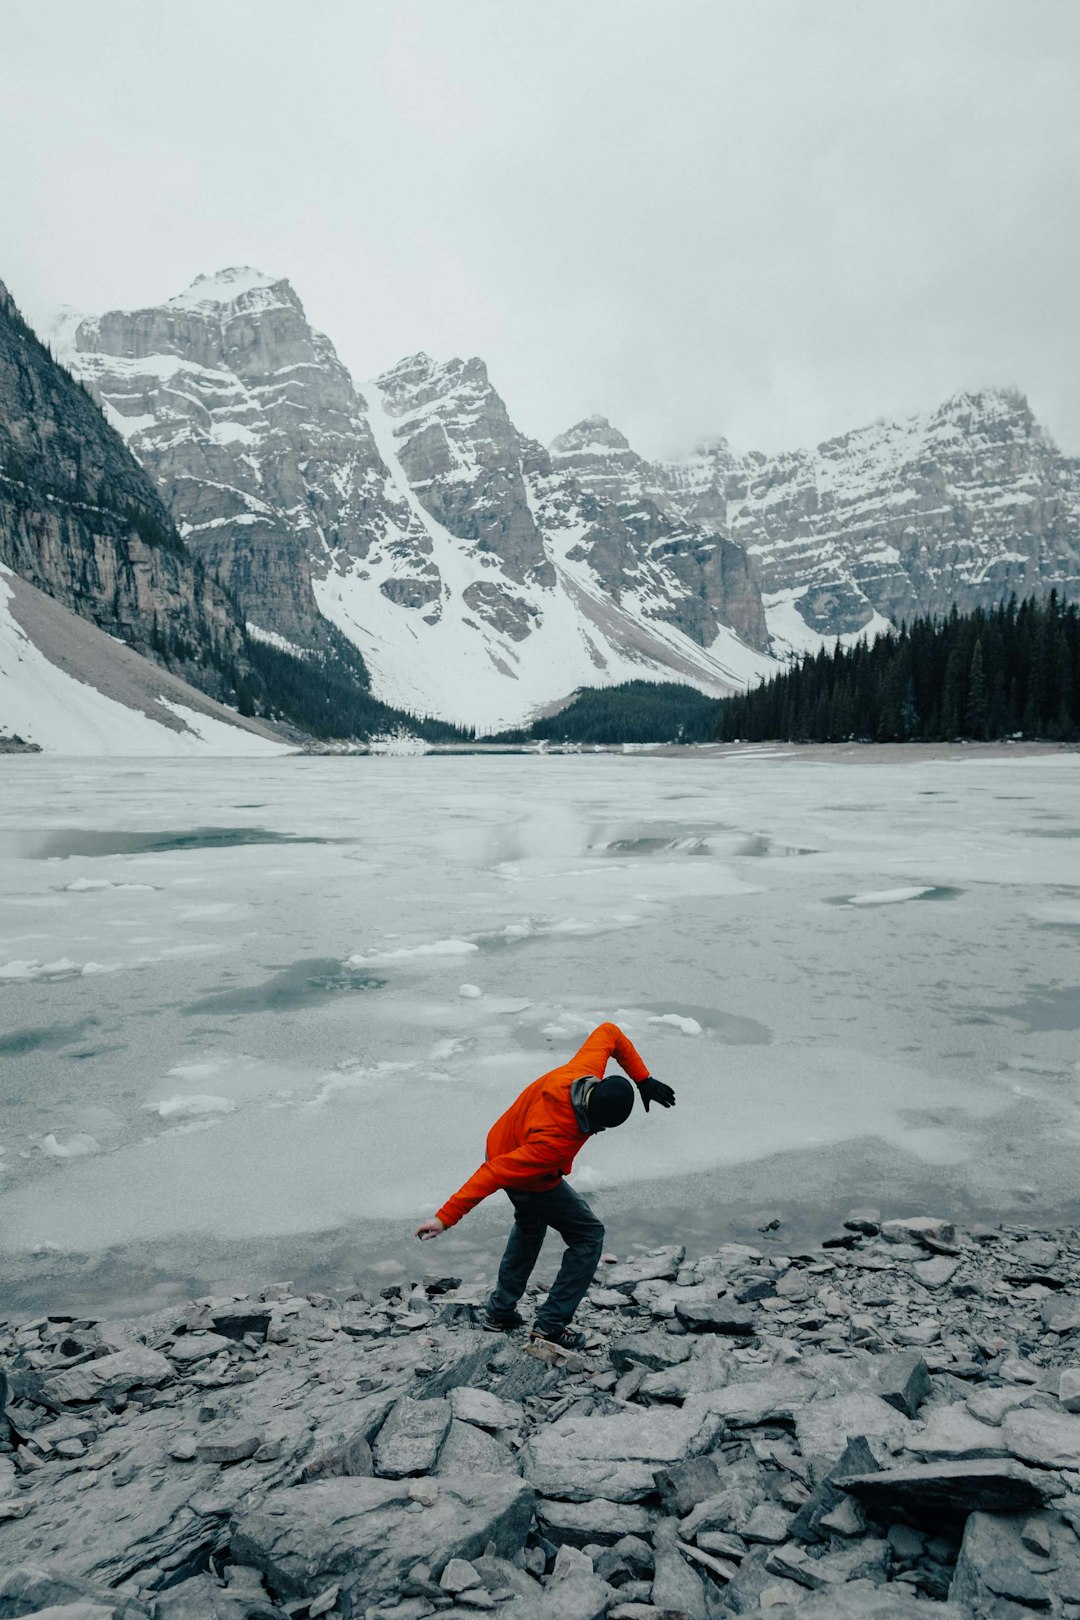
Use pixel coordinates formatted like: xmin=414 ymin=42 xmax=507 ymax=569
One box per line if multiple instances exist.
xmin=0 ymin=748 xmax=1077 ymax=1309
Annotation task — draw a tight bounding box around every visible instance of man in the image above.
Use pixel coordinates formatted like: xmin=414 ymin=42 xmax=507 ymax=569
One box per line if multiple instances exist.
xmin=415 ymin=1021 xmax=676 ymax=1351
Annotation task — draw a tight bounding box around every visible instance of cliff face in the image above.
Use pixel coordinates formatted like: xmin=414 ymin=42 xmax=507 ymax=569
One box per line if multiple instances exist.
xmin=0 ymin=280 xmax=248 ymax=692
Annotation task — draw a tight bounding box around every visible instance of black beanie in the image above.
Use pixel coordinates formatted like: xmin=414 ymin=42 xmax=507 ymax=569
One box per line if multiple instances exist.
xmin=587 ymin=1075 xmax=635 ymax=1130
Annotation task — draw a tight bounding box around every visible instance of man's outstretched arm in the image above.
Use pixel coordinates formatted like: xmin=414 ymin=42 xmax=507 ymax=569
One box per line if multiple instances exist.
xmin=416 ymin=1129 xmax=567 ymax=1239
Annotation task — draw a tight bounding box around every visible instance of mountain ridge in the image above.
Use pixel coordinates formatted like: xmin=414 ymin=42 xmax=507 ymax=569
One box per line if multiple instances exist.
xmin=52 ymin=269 xmax=776 ymax=731
xmin=40 ymin=264 xmax=1080 ymax=733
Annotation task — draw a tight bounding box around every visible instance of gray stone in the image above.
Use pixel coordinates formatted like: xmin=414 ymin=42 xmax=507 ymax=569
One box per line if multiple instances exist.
xmin=909 ymin=1404 xmax=1009 ymax=1461
xmin=951 ymin=1510 xmax=1077 ymax=1615
xmin=1002 ymin=1405 xmax=1080 ymax=1469
xmin=681 ymin=1462 xmax=766 ymax=1541
xmin=526 ymin=1571 xmax=617 ymax=1620
xmin=435 ymin=1419 xmax=520 ymax=1476
xmin=601 ymin=1247 xmax=686 ymax=1292
xmin=873 ymin=1352 xmax=931 ymax=1418
xmin=837 ymin=1459 xmax=1050 ymax=1531
xmin=795 ymin=1392 xmax=915 ymax=1463
xmin=414 ymin=1344 xmax=495 ymax=1401
xmin=879 ymin=1217 xmax=956 ymax=1249
xmin=1041 ymin=1295 xmax=1080 ymax=1334
xmin=231 ymin=1475 xmax=535 ymax=1605
xmin=1058 ymin=1368 xmax=1080 ymax=1412
xmin=523 ymin=1400 xmax=724 ymax=1503
xmin=790 ymin=1435 xmax=880 ymax=1545
xmin=1012 ymin=1237 xmax=1060 ymax=1270
xmin=652 ymin=1455 xmax=722 ymax=1516
xmin=608 ymin=1331 xmax=692 ymax=1374
xmin=699 ymin=1369 xmax=818 ymax=1426
xmin=372 ymin=1396 xmax=453 ymax=1478
xmin=209 ymin=1304 xmax=274 ymax=1341
xmin=44 ymin=1348 xmax=174 ymax=1405
xmin=777 ymin=1581 xmax=969 ymax=1618
xmin=818 ymin=1496 xmax=865 ymax=1536
xmin=968 ymin=1386 xmax=1034 ymax=1424
xmin=673 ymin=1298 xmax=757 ymax=1335
xmin=740 ymin=1503 xmax=794 ymax=1545
xmin=651 ymin=1520 xmax=708 ymax=1620
xmin=551 ymin=1546 xmax=593 ymax=1579
xmin=537 ymin=1499 xmax=653 ymax=1547
xmin=449 ymin=1387 xmax=523 ymax=1432
xmin=910 ymin=1256 xmax=960 ymax=1289
xmin=441 ymin=1558 xmax=482 ymax=1593
xmin=195 ymin=1429 xmax=263 ymax=1464
xmin=1001 ymin=1357 xmax=1041 ymax=1385
xmin=167 ymin=1333 xmax=235 ymax=1368
xmin=0 ymin=1565 xmax=148 ymax=1618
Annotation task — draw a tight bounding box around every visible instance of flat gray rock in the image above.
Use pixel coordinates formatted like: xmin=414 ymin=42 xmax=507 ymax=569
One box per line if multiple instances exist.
xmin=1001 ymin=1404 xmax=1080 ymax=1469
xmin=697 ymin=1369 xmax=818 ymax=1426
xmin=608 ymin=1330 xmax=692 ymax=1373
xmin=600 ymin=1247 xmax=686 ymax=1292
xmin=45 ymin=1347 xmax=174 ymax=1404
xmin=536 ymin=1498 xmax=653 ymax=1546
xmin=837 ymin=1459 xmax=1050 ymax=1531
xmin=910 ymin=1256 xmax=960 ymax=1289
xmin=674 ymin=1298 xmax=757 ymax=1335
xmin=167 ymin=1333 xmax=235 ymax=1367
xmin=372 ymin=1396 xmax=453 ymax=1477
xmin=880 ymin=1217 xmax=956 ymax=1248
xmin=779 ymin=1580 xmax=969 ymax=1617
xmin=448 ymin=1387 xmax=523 ymax=1432
xmin=231 ymin=1474 xmax=535 ymax=1605
xmin=908 ymin=1404 xmax=1009 ymax=1461
xmin=795 ymin=1392 xmax=915 ymax=1463
xmin=523 ymin=1402 xmax=724 ymax=1503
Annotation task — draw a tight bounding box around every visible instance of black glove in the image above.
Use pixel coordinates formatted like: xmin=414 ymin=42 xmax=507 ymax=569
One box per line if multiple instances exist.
xmin=640 ymin=1076 xmax=676 ymax=1112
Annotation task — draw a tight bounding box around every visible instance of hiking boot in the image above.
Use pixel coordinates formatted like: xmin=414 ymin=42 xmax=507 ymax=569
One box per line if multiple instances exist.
xmin=482 ymin=1307 xmax=526 ymax=1333
xmin=530 ymin=1324 xmax=587 ymax=1352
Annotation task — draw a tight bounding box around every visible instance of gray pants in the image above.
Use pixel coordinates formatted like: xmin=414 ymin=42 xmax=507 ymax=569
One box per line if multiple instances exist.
xmin=488 ymin=1180 xmax=605 ymax=1334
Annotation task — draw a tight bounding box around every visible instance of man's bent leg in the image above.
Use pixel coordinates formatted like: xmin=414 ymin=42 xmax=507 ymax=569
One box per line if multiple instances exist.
xmin=532 ymin=1181 xmax=604 ymax=1336
xmin=488 ymin=1191 xmax=547 ymax=1320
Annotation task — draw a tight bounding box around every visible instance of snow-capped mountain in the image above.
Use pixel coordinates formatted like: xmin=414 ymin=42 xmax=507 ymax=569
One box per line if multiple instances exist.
xmin=726 ymin=389 xmax=1080 ymax=638
xmin=552 ymin=394 xmax=1080 ymax=648
xmin=52 ymin=270 xmax=776 ymax=731
xmin=0 ymin=277 xmax=287 ymax=754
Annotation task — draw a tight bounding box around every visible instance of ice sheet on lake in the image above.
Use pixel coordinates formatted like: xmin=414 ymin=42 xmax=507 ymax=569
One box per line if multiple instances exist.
xmin=1 ymin=750 xmax=1079 ymax=1275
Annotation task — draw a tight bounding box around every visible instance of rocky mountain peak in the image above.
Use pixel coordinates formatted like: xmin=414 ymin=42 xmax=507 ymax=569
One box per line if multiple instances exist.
xmin=165 ymin=265 xmax=294 ymax=312
xmin=550 ymin=415 xmax=632 ymax=455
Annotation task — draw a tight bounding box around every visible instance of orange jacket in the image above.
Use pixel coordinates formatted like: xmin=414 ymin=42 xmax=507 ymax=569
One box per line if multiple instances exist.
xmin=435 ymin=1022 xmax=650 ymax=1229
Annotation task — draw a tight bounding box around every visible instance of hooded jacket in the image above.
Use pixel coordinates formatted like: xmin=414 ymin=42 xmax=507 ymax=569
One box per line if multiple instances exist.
xmin=435 ymin=1022 xmax=649 ymax=1229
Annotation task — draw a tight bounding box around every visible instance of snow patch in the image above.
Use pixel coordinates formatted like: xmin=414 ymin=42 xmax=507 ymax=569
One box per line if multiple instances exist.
xmin=148 ymin=1095 xmax=237 ymax=1120
xmin=847 ymin=887 xmax=934 ymax=906
xmin=648 ymin=1013 xmax=704 ymax=1036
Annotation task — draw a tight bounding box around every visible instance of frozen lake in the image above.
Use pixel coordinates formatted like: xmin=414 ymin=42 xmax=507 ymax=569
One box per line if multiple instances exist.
xmin=1 ymin=746 xmax=1079 ymax=1315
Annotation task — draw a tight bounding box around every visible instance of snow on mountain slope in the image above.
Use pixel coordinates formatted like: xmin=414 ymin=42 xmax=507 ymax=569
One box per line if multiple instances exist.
xmin=727 ymin=389 xmax=1080 ymax=636
xmin=314 ymin=376 xmax=777 ymax=731
xmin=552 ymin=391 xmax=1080 ymax=648
xmin=0 ymin=567 xmax=287 ymax=755
xmin=53 ymin=273 xmax=777 ymax=733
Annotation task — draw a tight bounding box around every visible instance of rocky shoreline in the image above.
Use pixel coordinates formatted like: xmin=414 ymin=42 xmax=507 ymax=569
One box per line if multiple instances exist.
xmin=5 ymin=1213 xmax=1080 ymax=1618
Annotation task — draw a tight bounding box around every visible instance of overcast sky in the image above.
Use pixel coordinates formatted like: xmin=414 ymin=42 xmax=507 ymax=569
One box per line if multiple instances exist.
xmin=3 ymin=0 xmax=1078 ymax=459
